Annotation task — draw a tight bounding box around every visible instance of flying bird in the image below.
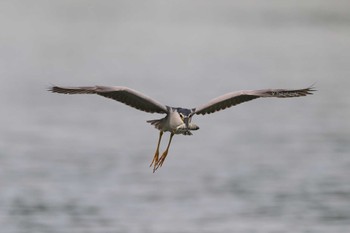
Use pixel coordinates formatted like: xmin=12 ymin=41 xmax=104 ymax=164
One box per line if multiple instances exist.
xmin=49 ymin=85 xmax=315 ymax=172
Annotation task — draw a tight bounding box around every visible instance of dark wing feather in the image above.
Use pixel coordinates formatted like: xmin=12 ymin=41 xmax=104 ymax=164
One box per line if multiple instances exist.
xmin=194 ymin=86 xmax=315 ymax=115
xmin=50 ymin=86 xmax=168 ymax=114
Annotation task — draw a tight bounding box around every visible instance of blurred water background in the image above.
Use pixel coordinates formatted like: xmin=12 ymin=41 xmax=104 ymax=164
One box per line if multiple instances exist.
xmin=1 ymin=0 xmax=350 ymax=232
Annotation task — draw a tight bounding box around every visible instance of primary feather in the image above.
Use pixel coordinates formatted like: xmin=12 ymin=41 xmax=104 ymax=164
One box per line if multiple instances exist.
xmin=194 ymin=86 xmax=315 ymax=115
xmin=50 ymin=86 xmax=168 ymax=114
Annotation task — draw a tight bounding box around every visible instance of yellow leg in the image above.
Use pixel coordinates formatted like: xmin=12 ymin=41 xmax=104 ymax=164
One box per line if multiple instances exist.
xmin=155 ymin=133 xmax=174 ymax=170
xmin=150 ymin=131 xmax=163 ymax=172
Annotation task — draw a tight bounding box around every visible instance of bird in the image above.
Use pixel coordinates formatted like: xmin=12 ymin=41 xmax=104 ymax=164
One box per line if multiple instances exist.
xmin=49 ymin=85 xmax=315 ymax=172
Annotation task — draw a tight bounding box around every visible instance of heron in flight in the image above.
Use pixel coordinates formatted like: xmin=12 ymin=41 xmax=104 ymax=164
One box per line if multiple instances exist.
xmin=50 ymin=85 xmax=315 ymax=172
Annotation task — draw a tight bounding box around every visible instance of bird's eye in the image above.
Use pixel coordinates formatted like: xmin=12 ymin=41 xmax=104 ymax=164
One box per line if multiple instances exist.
xmin=179 ymin=113 xmax=184 ymax=120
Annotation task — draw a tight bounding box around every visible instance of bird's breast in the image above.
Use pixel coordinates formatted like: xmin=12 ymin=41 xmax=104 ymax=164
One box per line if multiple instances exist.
xmin=167 ymin=112 xmax=184 ymax=129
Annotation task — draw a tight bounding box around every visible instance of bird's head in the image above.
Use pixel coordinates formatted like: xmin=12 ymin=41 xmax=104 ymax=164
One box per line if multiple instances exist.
xmin=175 ymin=108 xmax=191 ymax=127
xmin=175 ymin=108 xmax=199 ymax=131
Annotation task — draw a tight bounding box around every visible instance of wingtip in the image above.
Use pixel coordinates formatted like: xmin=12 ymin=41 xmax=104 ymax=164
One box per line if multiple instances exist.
xmin=48 ymin=85 xmax=60 ymax=93
xmin=307 ymin=82 xmax=317 ymax=92
xmin=47 ymin=85 xmax=55 ymax=92
xmin=48 ymin=85 xmax=73 ymax=94
xmin=306 ymin=87 xmax=317 ymax=95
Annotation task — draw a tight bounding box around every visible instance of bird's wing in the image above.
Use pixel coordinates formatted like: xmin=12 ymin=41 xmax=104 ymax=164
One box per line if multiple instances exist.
xmin=50 ymin=86 xmax=168 ymax=114
xmin=194 ymin=86 xmax=315 ymax=115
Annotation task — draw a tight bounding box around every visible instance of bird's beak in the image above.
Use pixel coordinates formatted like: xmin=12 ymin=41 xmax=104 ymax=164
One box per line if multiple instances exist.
xmin=184 ymin=117 xmax=190 ymax=129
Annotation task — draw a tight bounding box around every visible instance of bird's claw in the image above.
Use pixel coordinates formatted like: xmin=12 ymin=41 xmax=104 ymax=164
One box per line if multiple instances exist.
xmin=152 ymin=152 xmax=167 ymax=172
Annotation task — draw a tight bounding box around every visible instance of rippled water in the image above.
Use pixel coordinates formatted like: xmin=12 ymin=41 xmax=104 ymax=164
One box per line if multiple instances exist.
xmin=1 ymin=1 xmax=350 ymax=232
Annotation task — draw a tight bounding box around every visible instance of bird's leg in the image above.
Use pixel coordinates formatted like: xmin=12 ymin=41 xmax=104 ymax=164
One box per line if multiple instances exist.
xmin=156 ymin=133 xmax=174 ymax=170
xmin=150 ymin=131 xmax=163 ymax=172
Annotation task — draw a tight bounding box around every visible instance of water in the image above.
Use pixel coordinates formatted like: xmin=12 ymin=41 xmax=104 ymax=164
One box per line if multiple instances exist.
xmin=1 ymin=1 xmax=350 ymax=232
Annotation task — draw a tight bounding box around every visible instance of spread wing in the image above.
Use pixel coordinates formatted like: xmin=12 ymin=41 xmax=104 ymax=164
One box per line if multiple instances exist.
xmin=49 ymin=86 xmax=168 ymax=114
xmin=194 ymin=86 xmax=315 ymax=115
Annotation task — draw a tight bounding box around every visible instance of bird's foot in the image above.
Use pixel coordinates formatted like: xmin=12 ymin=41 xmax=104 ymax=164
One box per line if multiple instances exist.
xmin=155 ymin=150 xmax=168 ymax=171
xmin=149 ymin=151 xmax=159 ymax=173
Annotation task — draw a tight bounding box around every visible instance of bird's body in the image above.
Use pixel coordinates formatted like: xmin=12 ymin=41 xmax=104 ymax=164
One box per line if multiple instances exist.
xmin=50 ymin=85 xmax=315 ymax=172
xmin=147 ymin=107 xmax=198 ymax=135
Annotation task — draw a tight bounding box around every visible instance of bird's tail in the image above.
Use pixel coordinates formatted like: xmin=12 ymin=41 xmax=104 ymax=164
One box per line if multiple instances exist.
xmin=147 ymin=119 xmax=164 ymax=131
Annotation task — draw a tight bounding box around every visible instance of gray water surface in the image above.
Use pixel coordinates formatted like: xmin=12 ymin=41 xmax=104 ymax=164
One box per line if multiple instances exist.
xmin=1 ymin=1 xmax=350 ymax=232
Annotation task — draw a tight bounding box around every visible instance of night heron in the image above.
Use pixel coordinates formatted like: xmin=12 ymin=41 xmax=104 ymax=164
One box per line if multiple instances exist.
xmin=50 ymin=85 xmax=315 ymax=172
